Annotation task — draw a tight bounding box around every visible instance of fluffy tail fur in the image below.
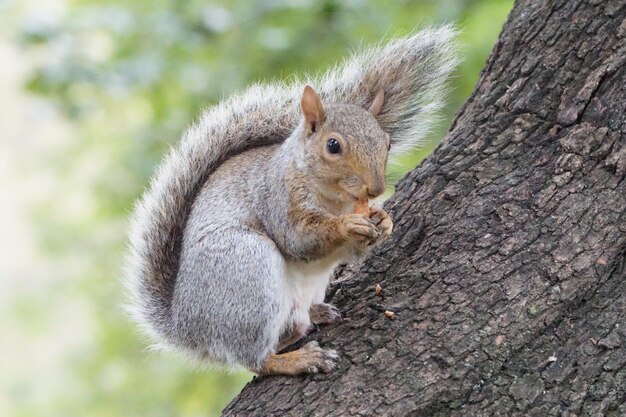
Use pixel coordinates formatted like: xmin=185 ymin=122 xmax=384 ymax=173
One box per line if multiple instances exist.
xmin=125 ymin=26 xmax=459 ymax=341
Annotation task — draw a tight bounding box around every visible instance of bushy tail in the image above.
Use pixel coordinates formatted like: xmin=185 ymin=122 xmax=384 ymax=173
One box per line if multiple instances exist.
xmin=318 ymin=25 xmax=459 ymax=157
xmin=125 ymin=26 xmax=458 ymax=341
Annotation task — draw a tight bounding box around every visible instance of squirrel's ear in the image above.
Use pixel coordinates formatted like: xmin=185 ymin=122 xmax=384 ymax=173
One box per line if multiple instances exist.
xmin=368 ymin=89 xmax=385 ymax=117
xmin=301 ymin=85 xmax=326 ymax=134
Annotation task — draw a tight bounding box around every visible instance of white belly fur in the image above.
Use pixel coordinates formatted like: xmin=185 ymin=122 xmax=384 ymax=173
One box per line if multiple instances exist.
xmin=280 ymin=253 xmax=341 ymax=334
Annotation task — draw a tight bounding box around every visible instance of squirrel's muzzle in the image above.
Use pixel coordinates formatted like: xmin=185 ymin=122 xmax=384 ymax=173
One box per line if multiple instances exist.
xmin=366 ymin=175 xmax=386 ymax=198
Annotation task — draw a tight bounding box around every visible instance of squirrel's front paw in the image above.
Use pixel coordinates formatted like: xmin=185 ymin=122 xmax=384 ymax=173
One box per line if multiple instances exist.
xmin=369 ymin=207 xmax=393 ymax=244
xmin=340 ymin=214 xmax=380 ymax=243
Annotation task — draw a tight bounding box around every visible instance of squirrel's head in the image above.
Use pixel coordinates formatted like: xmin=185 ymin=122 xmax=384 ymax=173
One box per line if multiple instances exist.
xmin=298 ymin=85 xmax=389 ymax=204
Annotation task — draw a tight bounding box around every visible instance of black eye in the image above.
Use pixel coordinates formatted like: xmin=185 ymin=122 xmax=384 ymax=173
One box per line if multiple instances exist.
xmin=327 ymin=138 xmax=341 ymax=154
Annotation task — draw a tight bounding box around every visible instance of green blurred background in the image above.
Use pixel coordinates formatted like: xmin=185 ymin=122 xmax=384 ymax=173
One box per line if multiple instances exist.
xmin=0 ymin=0 xmax=512 ymax=416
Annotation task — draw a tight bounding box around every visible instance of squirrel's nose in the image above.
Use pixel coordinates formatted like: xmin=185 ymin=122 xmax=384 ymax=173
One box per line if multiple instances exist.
xmin=367 ymin=181 xmax=386 ymax=198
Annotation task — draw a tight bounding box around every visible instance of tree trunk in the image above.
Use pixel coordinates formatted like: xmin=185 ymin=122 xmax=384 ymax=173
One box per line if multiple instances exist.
xmin=224 ymin=0 xmax=626 ymax=415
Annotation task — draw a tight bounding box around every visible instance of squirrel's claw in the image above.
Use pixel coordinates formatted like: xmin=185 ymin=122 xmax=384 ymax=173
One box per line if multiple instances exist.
xmin=369 ymin=206 xmax=393 ymax=244
xmin=300 ymin=341 xmax=339 ymax=373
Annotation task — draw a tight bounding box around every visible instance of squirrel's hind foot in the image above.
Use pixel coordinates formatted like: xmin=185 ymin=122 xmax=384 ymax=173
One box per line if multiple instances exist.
xmin=254 ymin=341 xmax=338 ymax=376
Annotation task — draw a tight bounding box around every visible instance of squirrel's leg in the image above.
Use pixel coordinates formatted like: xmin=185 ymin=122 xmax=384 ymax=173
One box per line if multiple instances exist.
xmin=254 ymin=341 xmax=338 ymax=376
xmin=173 ymin=229 xmax=285 ymax=368
xmin=309 ymin=303 xmax=342 ymax=325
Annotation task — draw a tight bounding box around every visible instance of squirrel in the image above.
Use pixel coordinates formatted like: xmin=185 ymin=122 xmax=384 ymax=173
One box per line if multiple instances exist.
xmin=125 ymin=26 xmax=458 ymax=376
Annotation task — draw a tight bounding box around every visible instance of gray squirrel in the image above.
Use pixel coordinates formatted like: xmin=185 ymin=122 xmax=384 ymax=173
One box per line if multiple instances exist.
xmin=125 ymin=26 xmax=458 ymax=375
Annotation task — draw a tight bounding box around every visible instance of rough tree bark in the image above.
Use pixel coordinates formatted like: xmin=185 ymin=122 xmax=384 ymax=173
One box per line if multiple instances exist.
xmin=224 ymin=0 xmax=626 ymax=415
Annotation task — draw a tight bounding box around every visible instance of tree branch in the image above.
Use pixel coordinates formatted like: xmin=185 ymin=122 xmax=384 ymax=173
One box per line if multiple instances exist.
xmin=224 ymin=0 xmax=626 ymax=415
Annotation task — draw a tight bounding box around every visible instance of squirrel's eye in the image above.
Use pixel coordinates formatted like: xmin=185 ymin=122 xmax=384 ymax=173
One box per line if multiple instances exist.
xmin=326 ymin=138 xmax=341 ymax=154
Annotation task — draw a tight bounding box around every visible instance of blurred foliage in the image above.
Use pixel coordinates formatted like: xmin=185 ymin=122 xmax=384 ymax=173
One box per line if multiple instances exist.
xmin=5 ymin=0 xmax=512 ymax=416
